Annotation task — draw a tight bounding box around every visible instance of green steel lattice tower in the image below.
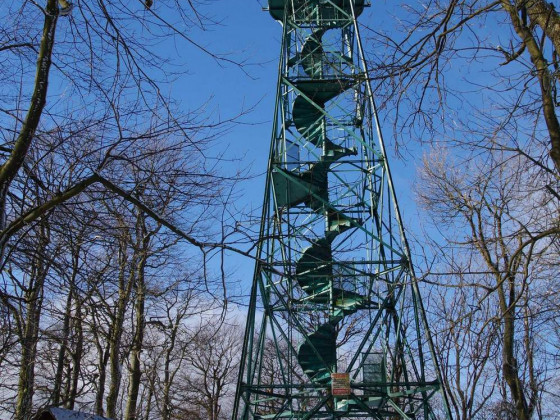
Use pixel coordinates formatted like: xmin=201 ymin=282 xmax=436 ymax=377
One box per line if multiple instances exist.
xmin=232 ymin=1 xmax=451 ymax=418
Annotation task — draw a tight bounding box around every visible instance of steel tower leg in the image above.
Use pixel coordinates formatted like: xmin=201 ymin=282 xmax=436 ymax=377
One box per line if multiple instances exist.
xmin=233 ymin=1 xmax=452 ymax=419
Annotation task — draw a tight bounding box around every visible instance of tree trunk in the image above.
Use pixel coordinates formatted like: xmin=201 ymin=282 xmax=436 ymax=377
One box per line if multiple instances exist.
xmin=90 ymin=287 xmax=111 ymax=415
xmin=106 ymin=242 xmax=135 ymax=419
xmin=94 ymin=344 xmax=110 ymax=416
xmin=53 ymin=244 xmax=81 ymax=406
xmin=124 ymin=216 xmax=150 ymax=420
xmin=502 ymin=0 xmax=560 ymax=173
xmin=162 ymin=324 xmax=179 ymax=420
xmin=14 ymin=289 xmax=43 ymax=420
xmin=0 ymin=0 xmax=58 ymax=262
xmin=14 ymin=223 xmax=51 ymax=420
xmin=53 ymin=283 xmax=73 ymax=406
xmin=68 ymin=296 xmax=84 ymax=410
xmin=497 ymin=277 xmax=530 ymax=420
xmin=144 ymin=382 xmax=154 ymax=420
xmin=123 ymin=266 xmax=145 ymax=420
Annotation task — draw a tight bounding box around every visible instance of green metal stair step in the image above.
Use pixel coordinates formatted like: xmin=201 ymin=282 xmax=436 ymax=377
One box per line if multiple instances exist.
xmin=272 ymin=142 xmax=356 ymax=210
xmin=302 ymin=30 xmax=325 ymax=78
xmin=297 ymin=322 xmax=337 ymax=384
xmin=294 ymin=79 xmax=355 ymax=103
xmin=295 ymin=239 xmax=332 ymax=297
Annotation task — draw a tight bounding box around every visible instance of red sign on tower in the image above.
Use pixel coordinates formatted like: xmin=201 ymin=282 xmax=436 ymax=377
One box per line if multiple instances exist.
xmin=331 ymin=373 xmax=351 ymax=396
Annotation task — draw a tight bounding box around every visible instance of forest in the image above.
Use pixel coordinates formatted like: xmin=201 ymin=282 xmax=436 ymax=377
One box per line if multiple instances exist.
xmin=0 ymin=1 xmax=559 ymax=420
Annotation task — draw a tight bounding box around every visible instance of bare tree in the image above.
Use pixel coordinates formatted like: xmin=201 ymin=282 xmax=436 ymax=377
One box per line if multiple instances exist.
xmin=416 ymin=149 xmax=559 ymax=419
xmin=139 ymin=284 xmax=209 ymax=420
xmin=180 ymin=318 xmax=242 ymax=420
xmin=369 ymin=0 xmax=560 ymax=176
xmin=426 ymin=254 xmax=501 ymax=419
xmin=0 ymin=0 xmax=242 ymax=261
xmin=0 ymin=1 xmax=249 ymax=418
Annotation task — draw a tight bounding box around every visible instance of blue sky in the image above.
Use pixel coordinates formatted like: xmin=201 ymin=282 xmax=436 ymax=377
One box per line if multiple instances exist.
xmin=180 ymin=0 xmax=420 ymax=209
xmin=172 ymin=1 xmax=425 ymax=296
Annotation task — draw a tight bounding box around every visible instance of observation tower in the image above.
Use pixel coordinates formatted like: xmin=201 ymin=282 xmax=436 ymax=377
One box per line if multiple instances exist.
xmin=232 ymin=1 xmax=451 ymax=418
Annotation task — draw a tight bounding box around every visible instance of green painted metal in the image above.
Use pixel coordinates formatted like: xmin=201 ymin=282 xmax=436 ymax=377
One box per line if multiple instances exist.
xmin=232 ymin=1 xmax=452 ymax=419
